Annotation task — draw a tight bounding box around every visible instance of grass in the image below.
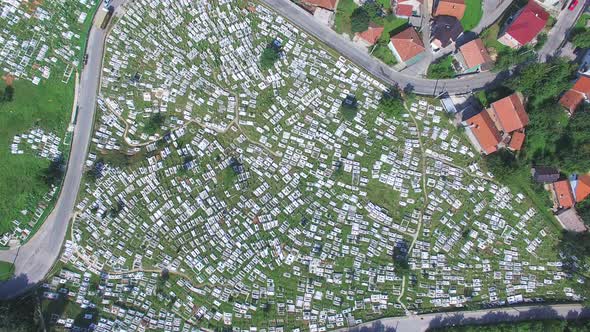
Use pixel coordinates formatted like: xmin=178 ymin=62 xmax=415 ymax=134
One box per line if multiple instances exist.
xmin=0 ymin=78 xmax=74 ymax=234
xmin=427 ymin=56 xmax=456 ymax=79
xmin=370 ymin=17 xmax=407 ymax=65
xmin=334 ymin=0 xmax=358 ymax=35
xmin=0 ymin=261 xmax=15 ymax=281
xmin=372 ymin=43 xmax=398 ymax=65
xmin=575 ymin=13 xmax=590 ymax=29
xmin=461 ymin=0 xmax=483 ymax=31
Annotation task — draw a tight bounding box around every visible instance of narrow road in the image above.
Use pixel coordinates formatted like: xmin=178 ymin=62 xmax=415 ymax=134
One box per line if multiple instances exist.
xmin=0 ymin=0 xmax=127 ymax=299
xmin=538 ymin=0 xmax=587 ymax=61
xmin=339 ymin=304 xmax=590 ymax=331
xmin=472 ymin=0 xmax=514 ymax=34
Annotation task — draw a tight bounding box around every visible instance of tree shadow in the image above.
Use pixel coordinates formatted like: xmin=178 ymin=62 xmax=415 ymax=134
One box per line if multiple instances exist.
xmin=348 ymin=320 xmax=398 ymax=332
xmin=0 ymin=273 xmax=35 ymax=300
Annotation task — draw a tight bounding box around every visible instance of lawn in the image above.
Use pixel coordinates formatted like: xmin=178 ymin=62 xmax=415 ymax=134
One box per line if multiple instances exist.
xmin=372 ymin=43 xmax=398 ymax=65
xmin=427 ymin=56 xmax=456 ymax=79
xmin=371 ymin=16 xmax=407 ymax=65
xmin=0 ymin=261 xmax=15 ymax=281
xmin=461 ymin=0 xmax=483 ymax=31
xmin=0 ymin=78 xmax=74 ymax=234
xmin=334 ymin=0 xmax=358 ymax=35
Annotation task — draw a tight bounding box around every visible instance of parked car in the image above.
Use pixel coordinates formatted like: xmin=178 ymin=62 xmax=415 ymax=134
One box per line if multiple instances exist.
xmin=569 ymin=0 xmax=578 ymax=11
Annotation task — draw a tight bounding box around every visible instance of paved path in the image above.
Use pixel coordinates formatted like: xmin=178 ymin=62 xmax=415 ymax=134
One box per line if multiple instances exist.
xmin=259 ymin=0 xmax=503 ymax=95
xmin=338 ymin=304 xmax=590 ymax=331
xmin=538 ymin=0 xmax=587 ymax=61
xmin=0 ymin=0 xmax=127 ymax=299
xmin=472 ymin=0 xmax=514 ymax=34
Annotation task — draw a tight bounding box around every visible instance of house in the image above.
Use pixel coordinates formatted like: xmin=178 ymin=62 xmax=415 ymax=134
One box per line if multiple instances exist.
xmin=433 ymin=0 xmax=465 ymax=20
xmin=395 ymin=0 xmax=421 ymax=18
xmin=463 ymin=110 xmax=502 ymax=154
xmin=457 ymin=38 xmax=493 ymax=73
xmin=552 ymin=180 xmax=575 ymax=209
xmin=573 ymin=174 xmax=590 ymax=202
xmin=507 ymin=130 xmax=525 ymax=151
xmin=488 ymin=92 xmax=528 ymax=133
xmin=430 ymin=16 xmax=463 ymax=51
xmin=497 ymin=1 xmax=549 ymax=49
xmin=559 ymin=75 xmax=590 ymax=115
xmin=300 ymin=0 xmax=338 ymax=10
xmin=388 ymin=27 xmax=426 ymax=66
xmin=531 ymin=166 xmax=559 ymax=183
xmin=354 ymin=23 xmax=384 ymax=47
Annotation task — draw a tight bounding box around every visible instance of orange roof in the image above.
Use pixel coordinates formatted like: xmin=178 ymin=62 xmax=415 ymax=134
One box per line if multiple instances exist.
xmin=490 ymin=93 xmax=528 ymax=133
xmin=554 ymin=180 xmax=575 ymax=209
xmin=459 ymin=39 xmax=492 ymax=69
xmin=576 ymin=175 xmax=590 ymax=202
xmin=466 ymin=111 xmax=501 ymax=154
xmin=396 ymin=3 xmax=414 ymax=17
xmin=572 ymin=75 xmax=590 ymax=97
xmin=302 ymin=0 xmax=337 ymax=10
xmin=434 ymin=0 xmax=466 ymax=19
xmin=390 ymin=27 xmax=425 ymax=62
xmin=508 ymin=131 xmax=525 ymax=151
xmin=356 ymin=25 xmax=384 ymax=45
xmin=559 ymin=89 xmax=584 ymax=114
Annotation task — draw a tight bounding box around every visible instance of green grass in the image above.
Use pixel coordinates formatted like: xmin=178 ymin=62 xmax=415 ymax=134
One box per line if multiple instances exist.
xmin=576 ymin=13 xmax=590 ymax=29
xmin=427 ymin=56 xmax=456 ymax=79
xmin=334 ymin=0 xmax=358 ymax=35
xmin=378 ymin=16 xmax=408 ymax=43
xmin=376 ymin=0 xmax=392 ymax=9
xmin=461 ymin=0 xmax=483 ymax=31
xmin=0 ymin=78 xmax=74 ymax=234
xmin=372 ymin=43 xmax=398 ymax=65
xmin=0 ymin=261 xmax=15 ymax=281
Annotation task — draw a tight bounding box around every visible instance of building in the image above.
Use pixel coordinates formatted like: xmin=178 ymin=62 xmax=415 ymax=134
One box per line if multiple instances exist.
xmin=488 ymin=92 xmax=528 ymax=133
xmin=552 ymin=180 xmax=575 ymax=209
xmin=430 ymin=16 xmax=463 ymax=51
xmin=388 ymin=27 xmax=426 ymax=66
xmin=559 ymin=75 xmax=590 ymax=115
xmin=497 ymin=1 xmax=549 ymax=49
xmin=457 ymin=38 xmax=493 ymax=73
xmin=354 ymin=23 xmax=384 ymax=46
xmin=507 ymin=130 xmax=525 ymax=151
xmin=301 ymin=0 xmax=338 ymax=10
xmin=433 ymin=0 xmax=466 ymax=19
xmin=555 ymin=208 xmax=587 ymax=233
xmin=532 ymin=166 xmax=559 ymax=183
xmin=573 ymin=174 xmax=590 ymax=202
xmin=463 ymin=110 xmax=502 ymax=154
xmin=395 ymin=0 xmax=421 ymax=18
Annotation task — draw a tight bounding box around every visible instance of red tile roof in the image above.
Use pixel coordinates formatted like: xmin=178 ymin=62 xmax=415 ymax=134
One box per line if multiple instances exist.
xmin=572 ymin=75 xmax=590 ymax=97
xmin=505 ymin=1 xmax=549 ymax=46
xmin=554 ymin=180 xmax=575 ymax=209
xmin=396 ymin=3 xmax=414 ymax=17
xmin=490 ymin=93 xmax=528 ymax=133
xmin=302 ymin=0 xmax=337 ymax=10
xmin=459 ymin=39 xmax=492 ymax=69
xmin=576 ymin=175 xmax=590 ymax=202
xmin=466 ymin=111 xmax=502 ymax=154
xmin=559 ymin=89 xmax=584 ymax=114
xmin=508 ymin=131 xmax=525 ymax=151
xmin=434 ymin=0 xmax=466 ymax=19
xmin=390 ymin=27 xmax=425 ymax=62
xmin=356 ymin=24 xmax=384 ymax=45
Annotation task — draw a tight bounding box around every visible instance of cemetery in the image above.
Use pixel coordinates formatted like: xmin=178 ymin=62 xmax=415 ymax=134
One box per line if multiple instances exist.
xmin=36 ymin=0 xmax=586 ymax=330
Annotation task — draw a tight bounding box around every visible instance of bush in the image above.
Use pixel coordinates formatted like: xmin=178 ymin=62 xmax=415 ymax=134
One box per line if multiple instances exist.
xmin=571 ymin=28 xmax=590 ymax=49
xmin=341 ymin=95 xmax=358 ymax=120
xmin=378 ymin=88 xmax=404 ymax=118
xmin=260 ymin=43 xmax=280 ymax=69
xmin=427 ymin=56 xmax=455 ymax=79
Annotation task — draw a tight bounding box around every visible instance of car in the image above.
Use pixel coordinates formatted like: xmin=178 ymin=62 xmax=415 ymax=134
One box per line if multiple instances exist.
xmin=569 ymin=0 xmax=578 ymax=10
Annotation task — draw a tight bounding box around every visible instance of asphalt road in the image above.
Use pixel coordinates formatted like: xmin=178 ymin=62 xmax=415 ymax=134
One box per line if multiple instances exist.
xmin=538 ymin=0 xmax=587 ymax=61
xmin=0 ymin=0 xmax=127 ymax=299
xmin=260 ymin=0 xmax=503 ymax=96
xmin=473 ymin=0 xmax=514 ymax=34
xmin=339 ymin=304 xmax=590 ymax=331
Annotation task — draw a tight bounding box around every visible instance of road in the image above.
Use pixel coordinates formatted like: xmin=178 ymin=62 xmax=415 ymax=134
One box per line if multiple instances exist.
xmin=473 ymin=0 xmax=514 ymax=34
xmin=260 ymin=0 xmax=503 ymax=95
xmin=0 ymin=0 xmax=127 ymax=299
xmin=538 ymin=0 xmax=587 ymax=61
xmin=338 ymin=304 xmax=590 ymax=331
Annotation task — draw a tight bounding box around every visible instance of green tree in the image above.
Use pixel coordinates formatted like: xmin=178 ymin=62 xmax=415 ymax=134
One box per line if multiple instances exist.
xmin=572 ymin=29 xmax=590 ymax=49
xmin=340 ymin=95 xmax=358 ymax=120
xmin=507 ymin=59 xmax=575 ymax=106
xmin=0 ymin=85 xmax=14 ymax=102
xmin=378 ymin=88 xmax=405 ymax=118
xmin=555 ymin=109 xmax=590 ymax=173
xmin=493 ymin=47 xmax=535 ymax=72
xmin=427 ymin=56 xmax=455 ymax=79
xmin=144 ymin=113 xmax=165 ymax=134
xmin=484 ymin=149 xmax=519 ymax=182
xmin=41 ymin=155 xmax=65 ymax=186
xmin=350 ymin=7 xmax=369 ymax=33
xmin=260 ymin=43 xmax=280 ymax=69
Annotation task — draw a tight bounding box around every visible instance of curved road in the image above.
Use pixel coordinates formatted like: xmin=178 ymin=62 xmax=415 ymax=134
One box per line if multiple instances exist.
xmin=0 ymin=0 xmax=127 ymax=298
xmin=259 ymin=0 xmax=506 ymax=95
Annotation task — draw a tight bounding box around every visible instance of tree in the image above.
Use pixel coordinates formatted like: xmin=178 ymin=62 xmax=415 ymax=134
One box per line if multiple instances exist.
xmin=0 ymin=85 xmax=14 ymax=102
xmin=378 ymin=87 xmax=405 ymax=118
xmin=484 ymin=149 xmax=518 ymax=182
xmin=555 ymin=109 xmax=590 ymax=173
xmin=260 ymin=42 xmax=280 ymax=69
xmin=493 ymin=46 xmax=535 ymax=72
xmin=524 ymin=102 xmax=568 ymax=164
xmin=350 ymin=7 xmax=369 ymax=33
xmin=0 ymin=295 xmax=40 ymax=331
xmin=572 ymin=29 xmax=590 ymax=49
xmin=427 ymin=56 xmax=455 ymax=79
xmin=144 ymin=113 xmax=165 ymax=134
xmin=340 ymin=95 xmax=358 ymax=120
xmin=41 ymin=155 xmax=65 ymax=186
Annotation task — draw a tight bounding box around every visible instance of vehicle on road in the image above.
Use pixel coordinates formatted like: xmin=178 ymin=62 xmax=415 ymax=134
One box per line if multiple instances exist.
xmin=569 ymin=0 xmax=578 ymax=10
